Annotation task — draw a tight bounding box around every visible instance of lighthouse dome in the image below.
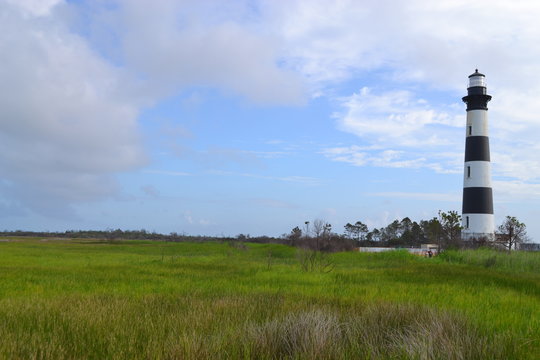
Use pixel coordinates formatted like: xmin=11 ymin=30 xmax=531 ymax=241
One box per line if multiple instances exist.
xmin=468 ymin=69 xmax=486 ymax=87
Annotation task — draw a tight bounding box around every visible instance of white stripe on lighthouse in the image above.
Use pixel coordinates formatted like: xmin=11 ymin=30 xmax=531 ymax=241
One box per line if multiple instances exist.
xmin=463 ymin=214 xmax=494 ymax=235
xmin=466 ymin=110 xmax=489 ymax=137
xmin=463 ymin=161 xmax=492 ymax=188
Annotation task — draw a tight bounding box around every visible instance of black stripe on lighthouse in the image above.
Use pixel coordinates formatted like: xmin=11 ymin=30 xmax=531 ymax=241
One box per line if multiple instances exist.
xmin=462 ymin=92 xmax=492 ymax=111
xmin=464 ymin=136 xmax=490 ymax=161
xmin=462 ymin=187 xmax=493 ymax=214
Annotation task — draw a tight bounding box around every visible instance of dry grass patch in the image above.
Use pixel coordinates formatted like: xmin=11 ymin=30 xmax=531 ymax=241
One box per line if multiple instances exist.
xmin=246 ymin=303 xmax=512 ymax=360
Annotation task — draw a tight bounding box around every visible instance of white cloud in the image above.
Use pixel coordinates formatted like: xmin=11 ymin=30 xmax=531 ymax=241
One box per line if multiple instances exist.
xmin=323 ymin=86 xmax=463 ymax=173
xmin=266 ymin=0 xmax=382 ymax=85
xmin=83 ymin=0 xmax=306 ymax=105
xmin=265 ymin=0 xmax=540 ymax=91
xmin=0 ymin=0 xmax=322 ymax=217
xmin=183 ymin=210 xmax=212 ymax=226
xmin=183 ymin=211 xmax=194 ymax=224
xmin=493 ymin=180 xmax=540 ymax=202
xmin=4 ymin=0 xmax=62 ymax=17
xmin=492 ymin=147 xmax=540 ymax=182
xmin=334 ymin=87 xmax=461 ymax=148
xmin=0 ymin=2 xmax=146 ymax=214
xmin=322 ymin=146 xmax=462 ymax=174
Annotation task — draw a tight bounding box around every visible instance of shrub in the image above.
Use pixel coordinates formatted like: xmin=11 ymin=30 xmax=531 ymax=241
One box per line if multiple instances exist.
xmin=296 ymin=250 xmax=335 ymax=273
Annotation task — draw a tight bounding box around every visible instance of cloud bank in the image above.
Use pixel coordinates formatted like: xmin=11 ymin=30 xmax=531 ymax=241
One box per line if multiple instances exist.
xmin=0 ymin=1 xmax=145 ymax=215
xmin=3 ymin=0 xmax=540 ymax=222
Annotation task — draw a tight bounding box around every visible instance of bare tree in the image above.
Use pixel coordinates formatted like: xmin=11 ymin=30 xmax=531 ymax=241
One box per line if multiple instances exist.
xmin=312 ymin=219 xmax=325 ymax=239
xmin=311 ymin=219 xmax=333 ymax=250
xmin=496 ymin=216 xmax=529 ymax=251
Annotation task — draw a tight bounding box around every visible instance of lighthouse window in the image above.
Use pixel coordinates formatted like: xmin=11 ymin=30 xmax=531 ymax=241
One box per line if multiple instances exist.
xmin=467 ymin=166 xmax=471 ymax=178
xmin=468 ymin=126 xmax=472 ymax=135
xmin=466 ymin=216 xmax=469 ymax=229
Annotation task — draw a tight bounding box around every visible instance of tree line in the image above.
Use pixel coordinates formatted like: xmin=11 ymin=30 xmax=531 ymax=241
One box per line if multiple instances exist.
xmin=1 ymin=212 xmax=529 ymax=251
xmin=0 ymin=229 xmax=282 ymax=244
xmin=286 ymin=211 xmax=530 ymax=252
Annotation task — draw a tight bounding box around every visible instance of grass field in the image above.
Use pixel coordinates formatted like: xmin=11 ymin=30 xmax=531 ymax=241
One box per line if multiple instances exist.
xmin=0 ymin=238 xmax=538 ymax=359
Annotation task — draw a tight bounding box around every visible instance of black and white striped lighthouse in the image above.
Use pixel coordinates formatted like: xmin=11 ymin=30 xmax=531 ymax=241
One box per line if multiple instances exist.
xmin=461 ymin=69 xmax=494 ymax=240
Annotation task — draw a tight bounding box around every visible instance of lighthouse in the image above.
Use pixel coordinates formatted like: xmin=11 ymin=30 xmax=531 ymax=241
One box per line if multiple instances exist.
xmin=461 ymin=69 xmax=494 ymax=240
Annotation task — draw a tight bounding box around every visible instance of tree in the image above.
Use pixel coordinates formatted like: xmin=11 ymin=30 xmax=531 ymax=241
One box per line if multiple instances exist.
xmin=354 ymin=221 xmax=368 ymax=242
xmin=381 ymin=220 xmax=401 ymax=245
xmin=312 ymin=219 xmax=331 ymax=250
xmin=344 ymin=221 xmax=368 ymax=242
xmin=312 ymin=219 xmax=325 ymax=239
xmin=496 ymin=216 xmax=529 ymax=251
xmin=344 ymin=223 xmax=355 ymax=239
xmin=421 ymin=217 xmax=441 ymax=246
xmin=288 ymin=226 xmax=302 ymax=246
xmin=323 ymin=223 xmax=332 ymax=238
xmin=366 ymin=228 xmax=381 ymax=242
xmin=438 ymin=210 xmax=462 ymax=249
xmin=400 ymin=217 xmax=413 ymax=233
xmin=401 ymin=220 xmax=425 ymax=247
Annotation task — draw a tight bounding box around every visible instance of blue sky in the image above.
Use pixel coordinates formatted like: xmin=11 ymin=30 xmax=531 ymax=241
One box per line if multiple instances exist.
xmin=1 ymin=0 xmax=540 ymax=241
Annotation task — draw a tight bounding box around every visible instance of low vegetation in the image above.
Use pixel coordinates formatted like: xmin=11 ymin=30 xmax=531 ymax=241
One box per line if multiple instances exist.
xmin=439 ymin=247 xmax=540 ymax=272
xmin=0 ymin=238 xmax=538 ymax=359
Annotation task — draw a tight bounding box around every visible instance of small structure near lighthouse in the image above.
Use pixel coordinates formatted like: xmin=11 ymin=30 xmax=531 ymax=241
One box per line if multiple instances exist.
xmin=461 ymin=69 xmax=494 ymax=240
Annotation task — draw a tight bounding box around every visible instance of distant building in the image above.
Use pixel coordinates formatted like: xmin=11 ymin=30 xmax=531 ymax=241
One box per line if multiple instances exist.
xmin=358 ymin=246 xmax=438 ymax=256
xmin=518 ymin=243 xmax=540 ymax=251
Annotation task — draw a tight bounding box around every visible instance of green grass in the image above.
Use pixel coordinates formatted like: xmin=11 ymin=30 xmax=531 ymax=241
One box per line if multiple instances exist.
xmin=0 ymin=238 xmax=538 ymax=359
xmin=438 ymin=247 xmax=540 ymax=272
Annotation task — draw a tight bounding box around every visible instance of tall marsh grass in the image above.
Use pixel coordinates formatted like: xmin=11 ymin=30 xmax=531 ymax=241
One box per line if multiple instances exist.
xmin=0 ymin=239 xmax=538 ymax=359
xmin=247 ymin=304 xmax=513 ymax=360
xmin=439 ymin=247 xmax=540 ymax=272
xmin=0 ymin=297 xmax=517 ymax=359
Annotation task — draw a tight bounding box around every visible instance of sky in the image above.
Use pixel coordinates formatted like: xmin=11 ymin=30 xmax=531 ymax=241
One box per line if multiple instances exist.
xmin=1 ymin=0 xmax=540 ymax=241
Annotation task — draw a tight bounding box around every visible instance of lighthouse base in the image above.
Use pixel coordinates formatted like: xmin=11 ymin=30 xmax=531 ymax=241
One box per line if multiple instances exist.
xmin=461 ymin=231 xmax=495 ymax=242
xmin=461 ymin=213 xmax=494 ymax=241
